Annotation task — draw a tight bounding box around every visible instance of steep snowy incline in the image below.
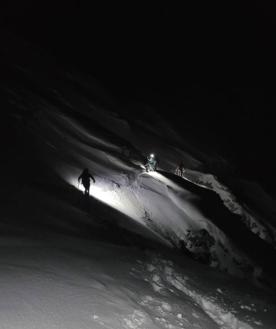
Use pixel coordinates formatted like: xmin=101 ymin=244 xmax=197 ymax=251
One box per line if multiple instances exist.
xmin=1 ymin=32 xmax=276 ymax=329
xmin=22 ymin=105 xmax=273 ymax=284
xmin=2 ymin=33 xmax=276 ymax=282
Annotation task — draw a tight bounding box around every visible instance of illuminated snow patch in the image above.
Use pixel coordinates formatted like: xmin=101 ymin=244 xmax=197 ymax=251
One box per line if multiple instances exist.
xmin=146 ymin=171 xmax=182 ymax=191
xmin=70 ymin=177 xmax=140 ymax=220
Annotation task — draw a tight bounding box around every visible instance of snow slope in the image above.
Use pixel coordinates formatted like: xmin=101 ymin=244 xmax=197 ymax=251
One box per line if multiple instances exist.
xmin=29 ymin=105 xmax=274 ymax=283
xmin=1 ymin=32 xmax=276 ymax=328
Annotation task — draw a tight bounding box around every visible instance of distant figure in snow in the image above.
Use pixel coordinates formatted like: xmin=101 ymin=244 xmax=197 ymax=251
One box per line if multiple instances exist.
xmin=145 ymin=153 xmax=157 ymax=172
xmin=175 ymin=161 xmax=185 ymax=177
xmin=78 ymin=168 xmax=95 ymax=196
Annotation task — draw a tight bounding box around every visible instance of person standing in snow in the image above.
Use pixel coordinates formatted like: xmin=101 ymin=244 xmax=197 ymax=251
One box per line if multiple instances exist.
xmin=78 ymin=168 xmax=96 ymax=196
xmin=175 ymin=161 xmax=185 ymax=177
xmin=145 ymin=153 xmax=157 ymax=172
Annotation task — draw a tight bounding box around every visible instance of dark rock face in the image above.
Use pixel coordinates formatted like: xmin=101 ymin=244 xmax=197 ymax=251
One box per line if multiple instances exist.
xmin=182 ymin=229 xmax=215 ymax=265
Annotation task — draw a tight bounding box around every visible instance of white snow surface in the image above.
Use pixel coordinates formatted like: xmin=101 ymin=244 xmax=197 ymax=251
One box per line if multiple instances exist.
xmin=0 ymin=237 xmax=275 ymax=329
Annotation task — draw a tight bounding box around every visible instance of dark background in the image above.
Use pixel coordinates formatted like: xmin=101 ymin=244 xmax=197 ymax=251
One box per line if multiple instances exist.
xmin=1 ymin=1 xmax=276 ymax=194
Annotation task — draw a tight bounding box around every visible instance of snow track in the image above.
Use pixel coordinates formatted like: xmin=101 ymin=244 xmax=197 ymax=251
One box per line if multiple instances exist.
xmin=1 ymin=240 xmax=274 ymax=329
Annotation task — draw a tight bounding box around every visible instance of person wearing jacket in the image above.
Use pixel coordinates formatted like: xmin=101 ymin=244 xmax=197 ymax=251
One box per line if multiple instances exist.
xmin=78 ymin=168 xmax=95 ymax=195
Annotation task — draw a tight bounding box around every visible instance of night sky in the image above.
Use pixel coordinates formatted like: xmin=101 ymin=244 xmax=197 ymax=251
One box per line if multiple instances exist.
xmin=1 ymin=1 xmax=276 ymax=194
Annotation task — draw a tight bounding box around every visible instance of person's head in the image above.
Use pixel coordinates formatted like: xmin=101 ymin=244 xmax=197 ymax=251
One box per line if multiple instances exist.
xmin=83 ymin=168 xmax=89 ymax=174
xmin=150 ymin=153 xmax=155 ymax=159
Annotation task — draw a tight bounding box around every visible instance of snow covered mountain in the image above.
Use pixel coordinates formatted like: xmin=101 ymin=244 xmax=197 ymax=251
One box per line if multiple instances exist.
xmin=1 ymin=33 xmax=276 ymax=328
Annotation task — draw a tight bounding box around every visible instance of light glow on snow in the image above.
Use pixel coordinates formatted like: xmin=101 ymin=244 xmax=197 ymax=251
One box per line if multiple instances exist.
xmin=147 ymin=171 xmax=182 ymax=191
xmin=70 ymin=177 xmax=139 ymax=220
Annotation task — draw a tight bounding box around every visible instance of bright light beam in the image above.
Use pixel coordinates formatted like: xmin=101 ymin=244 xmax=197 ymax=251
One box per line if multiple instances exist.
xmin=70 ymin=177 xmax=139 ymax=220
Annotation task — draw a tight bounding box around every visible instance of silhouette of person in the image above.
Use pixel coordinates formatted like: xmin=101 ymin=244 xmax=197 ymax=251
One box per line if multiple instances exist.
xmin=78 ymin=168 xmax=95 ymax=195
xmin=175 ymin=161 xmax=185 ymax=177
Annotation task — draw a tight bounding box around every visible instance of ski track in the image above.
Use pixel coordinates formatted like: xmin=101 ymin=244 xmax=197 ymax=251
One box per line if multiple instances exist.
xmin=133 ymin=257 xmax=262 ymax=329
